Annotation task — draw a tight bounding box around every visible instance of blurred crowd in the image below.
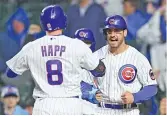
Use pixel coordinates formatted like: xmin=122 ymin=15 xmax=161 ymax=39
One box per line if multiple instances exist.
xmin=0 ymin=0 xmax=166 ymax=115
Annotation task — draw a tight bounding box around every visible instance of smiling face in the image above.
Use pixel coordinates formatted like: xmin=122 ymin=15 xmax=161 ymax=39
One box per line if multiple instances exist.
xmin=106 ymin=28 xmax=127 ymax=49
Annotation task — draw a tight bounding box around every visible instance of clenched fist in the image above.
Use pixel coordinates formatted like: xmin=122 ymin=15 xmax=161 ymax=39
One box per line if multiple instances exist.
xmin=121 ymin=91 xmax=134 ymax=104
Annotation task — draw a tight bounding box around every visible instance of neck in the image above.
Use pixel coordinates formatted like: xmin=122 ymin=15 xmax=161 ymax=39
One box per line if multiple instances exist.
xmin=109 ymin=42 xmax=129 ymax=55
xmin=80 ymin=0 xmax=89 ymax=7
xmin=46 ymin=30 xmax=63 ymax=36
xmin=130 ymin=8 xmax=136 ymax=14
xmin=5 ymin=106 xmax=15 ymax=115
xmin=126 ymin=8 xmax=136 ymax=16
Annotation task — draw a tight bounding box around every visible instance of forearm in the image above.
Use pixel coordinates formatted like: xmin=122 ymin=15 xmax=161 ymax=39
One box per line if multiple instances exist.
xmin=133 ymin=85 xmax=157 ymax=103
xmin=90 ymin=60 xmax=106 ymax=77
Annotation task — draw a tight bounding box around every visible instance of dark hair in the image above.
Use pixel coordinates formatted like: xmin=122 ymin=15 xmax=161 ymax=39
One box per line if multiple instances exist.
xmin=123 ymin=0 xmax=138 ymax=8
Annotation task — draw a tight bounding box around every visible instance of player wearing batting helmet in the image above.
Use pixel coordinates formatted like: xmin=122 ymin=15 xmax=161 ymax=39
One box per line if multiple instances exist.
xmin=6 ymin=5 xmax=106 ymax=115
xmin=81 ymin=15 xmax=157 ymax=115
xmin=40 ymin=5 xmax=67 ymax=32
xmin=74 ymin=28 xmax=101 ymax=114
xmin=74 ymin=28 xmax=96 ymax=52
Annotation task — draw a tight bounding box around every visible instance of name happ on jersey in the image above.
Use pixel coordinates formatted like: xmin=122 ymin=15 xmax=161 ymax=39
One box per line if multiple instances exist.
xmin=41 ymin=45 xmax=66 ymax=57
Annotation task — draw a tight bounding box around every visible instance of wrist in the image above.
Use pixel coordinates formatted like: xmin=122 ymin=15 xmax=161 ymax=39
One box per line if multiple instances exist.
xmin=88 ymin=88 xmax=99 ymax=99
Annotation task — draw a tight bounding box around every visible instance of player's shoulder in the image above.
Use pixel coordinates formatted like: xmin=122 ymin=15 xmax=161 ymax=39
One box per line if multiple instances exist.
xmin=72 ymin=38 xmax=90 ymax=48
xmin=31 ymin=35 xmax=72 ymax=43
xmin=129 ymin=46 xmax=150 ymax=66
xmin=29 ymin=35 xmax=46 ymax=44
xmin=72 ymin=37 xmax=85 ymax=44
xmin=21 ymin=41 xmax=33 ymax=51
xmin=129 ymin=46 xmax=148 ymax=60
xmin=94 ymin=45 xmax=108 ymax=59
xmin=23 ymin=36 xmax=47 ymax=50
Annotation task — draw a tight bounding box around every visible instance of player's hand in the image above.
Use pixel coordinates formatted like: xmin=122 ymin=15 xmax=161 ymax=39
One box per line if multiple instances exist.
xmin=95 ymin=92 xmax=102 ymax=102
xmin=121 ymin=91 xmax=134 ymax=104
xmin=158 ymin=5 xmax=166 ymax=15
xmin=153 ymin=69 xmax=160 ymax=79
xmin=160 ymin=98 xmax=166 ymax=115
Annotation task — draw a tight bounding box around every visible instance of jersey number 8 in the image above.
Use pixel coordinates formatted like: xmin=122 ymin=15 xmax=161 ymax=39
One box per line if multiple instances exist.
xmin=46 ymin=60 xmax=63 ymax=85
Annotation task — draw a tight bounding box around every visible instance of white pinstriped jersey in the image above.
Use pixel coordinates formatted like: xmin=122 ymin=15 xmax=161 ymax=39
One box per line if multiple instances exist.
xmin=94 ymin=45 xmax=157 ymax=103
xmin=6 ymin=35 xmax=99 ymax=98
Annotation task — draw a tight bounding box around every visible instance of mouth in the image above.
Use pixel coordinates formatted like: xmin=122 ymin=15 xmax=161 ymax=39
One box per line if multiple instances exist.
xmin=109 ymin=39 xmax=118 ymax=42
xmin=109 ymin=37 xmax=118 ymax=41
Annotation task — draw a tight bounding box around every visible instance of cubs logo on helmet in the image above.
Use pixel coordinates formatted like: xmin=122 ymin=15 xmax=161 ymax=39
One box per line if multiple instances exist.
xmin=79 ymin=31 xmax=88 ymax=39
xmin=74 ymin=28 xmax=96 ymax=52
xmin=109 ymin=19 xmax=115 ymax=25
xmin=118 ymin=64 xmax=137 ymax=84
xmin=103 ymin=15 xmax=127 ymax=34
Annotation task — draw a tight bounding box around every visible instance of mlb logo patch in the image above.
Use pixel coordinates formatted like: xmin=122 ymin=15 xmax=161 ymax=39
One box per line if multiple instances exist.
xmin=118 ymin=64 xmax=137 ymax=84
xmin=47 ymin=23 xmax=52 ymax=30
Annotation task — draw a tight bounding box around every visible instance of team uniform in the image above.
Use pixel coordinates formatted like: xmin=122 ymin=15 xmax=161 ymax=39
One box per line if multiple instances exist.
xmin=77 ymin=15 xmax=157 ymax=115
xmin=74 ymin=28 xmax=99 ymax=114
xmin=6 ymin=35 xmax=100 ymax=115
xmin=6 ymin=5 xmax=106 ymax=115
xmin=93 ymin=45 xmax=157 ymax=115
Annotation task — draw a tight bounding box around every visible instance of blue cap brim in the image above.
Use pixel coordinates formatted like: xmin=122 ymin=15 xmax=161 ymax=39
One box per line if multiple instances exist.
xmin=104 ymin=25 xmax=125 ymax=30
xmin=3 ymin=93 xmax=18 ymax=98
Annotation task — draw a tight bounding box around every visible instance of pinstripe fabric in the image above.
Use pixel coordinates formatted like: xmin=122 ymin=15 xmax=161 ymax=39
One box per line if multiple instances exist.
xmin=93 ymin=45 xmax=157 ymax=115
xmin=6 ymin=35 xmax=100 ymax=114
xmin=32 ymin=98 xmax=83 ymax=115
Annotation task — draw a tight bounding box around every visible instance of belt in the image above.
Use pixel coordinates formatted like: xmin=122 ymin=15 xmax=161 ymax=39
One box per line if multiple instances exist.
xmin=98 ymin=103 xmax=138 ymax=109
xmin=72 ymin=96 xmax=79 ymax=98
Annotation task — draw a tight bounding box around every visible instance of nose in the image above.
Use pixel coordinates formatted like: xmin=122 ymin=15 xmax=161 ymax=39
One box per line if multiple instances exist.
xmin=110 ymin=31 xmax=116 ymax=37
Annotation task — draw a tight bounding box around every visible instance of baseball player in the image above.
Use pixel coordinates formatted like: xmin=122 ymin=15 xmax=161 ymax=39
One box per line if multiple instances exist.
xmin=84 ymin=15 xmax=158 ymax=115
xmin=5 ymin=5 xmax=106 ymax=115
xmin=74 ymin=28 xmax=100 ymax=114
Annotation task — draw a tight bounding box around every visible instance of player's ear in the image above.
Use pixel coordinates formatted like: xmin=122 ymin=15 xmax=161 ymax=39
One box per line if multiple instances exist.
xmin=123 ymin=29 xmax=127 ymax=37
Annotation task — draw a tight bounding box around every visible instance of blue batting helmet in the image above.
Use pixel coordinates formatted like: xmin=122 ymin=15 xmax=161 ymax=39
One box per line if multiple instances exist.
xmin=40 ymin=5 xmax=67 ymax=31
xmin=103 ymin=15 xmax=127 ymax=34
xmin=74 ymin=28 xmax=96 ymax=52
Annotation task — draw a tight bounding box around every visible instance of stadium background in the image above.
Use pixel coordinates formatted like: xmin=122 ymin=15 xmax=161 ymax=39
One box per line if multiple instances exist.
xmin=0 ymin=0 xmax=166 ymax=115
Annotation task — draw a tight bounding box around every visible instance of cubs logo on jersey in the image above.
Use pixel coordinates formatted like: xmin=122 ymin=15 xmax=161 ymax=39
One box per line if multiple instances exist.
xmin=118 ymin=64 xmax=137 ymax=84
xmin=47 ymin=23 xmax=52 ymax=30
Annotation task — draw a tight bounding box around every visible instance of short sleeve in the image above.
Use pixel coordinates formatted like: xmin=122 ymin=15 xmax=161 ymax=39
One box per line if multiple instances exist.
xmin=6 ymin=42 xmax=32 ymax=75
xmin=137 ymin=54 xmax=157 ymax=86
xmin=81 ymin=70 xmax=94 ymax=84
xmin=79 ymin=41 xmax=99 ymax=70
